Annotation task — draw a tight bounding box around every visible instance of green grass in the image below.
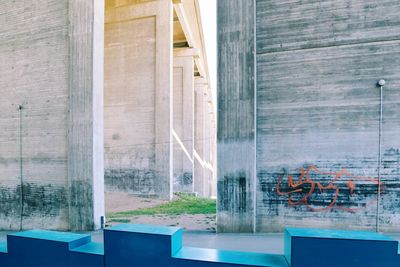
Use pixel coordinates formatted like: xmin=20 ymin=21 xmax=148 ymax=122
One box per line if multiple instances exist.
xmin=108 ymin=218 xmax=131 ymax=223
xmin=107 ymin=193 xmax=216 ymax=219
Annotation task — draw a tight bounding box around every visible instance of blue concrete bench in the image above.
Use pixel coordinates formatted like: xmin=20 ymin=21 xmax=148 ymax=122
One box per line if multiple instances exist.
xmin=0 ymin=224 xmax=398 ymax=266
xmin=104 ymin=224 xmax=288 ymax=267
xmin=284 ymin=228 xmax=400 ymax=267
xmin=0 ymin=229 xmax=104 ymax=267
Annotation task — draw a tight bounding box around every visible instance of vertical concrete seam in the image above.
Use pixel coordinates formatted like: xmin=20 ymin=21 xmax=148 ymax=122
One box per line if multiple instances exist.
xmin=169 ymin=0 xmax=174 ymax=200
xmin=66 ymin=0 xmax=72 ymax=230
xmin=90 ymin=0 xmax=96 ymax=227
xmin=252 ymin=0 xmax=257 ymax=234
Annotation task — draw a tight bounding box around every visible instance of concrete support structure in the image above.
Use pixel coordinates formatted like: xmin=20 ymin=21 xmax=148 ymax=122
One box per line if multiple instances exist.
xmin=0 ymin=0 xmax=105 ymax=230
xmin=104 ymin=0 xmax=174 ymax=199
xmin=194 ymin=79 xmax=206 ymax=196
xmin=218 ymin=0 xmax=400 ymax=232
xmin=0 ymin=0 xmax=215 ymax=231
xmin=173 ymin=52 xmax=195 ymax=193
xmin=104 ymin=0 xmax=216 ymax=199
xmin=217 ymin=0 xmax=256 ymax=232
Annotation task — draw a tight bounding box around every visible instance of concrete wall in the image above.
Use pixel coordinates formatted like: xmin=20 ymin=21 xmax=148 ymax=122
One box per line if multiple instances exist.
xmin=0 ymin=0 xmax=104 ymax=231
xmin=218 ymin=0 xmax=400 ymax=232
xmin=104 ymin=0 xmax=173 ymax=199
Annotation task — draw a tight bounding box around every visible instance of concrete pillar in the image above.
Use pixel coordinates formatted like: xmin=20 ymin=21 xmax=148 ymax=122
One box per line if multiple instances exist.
xmin=194 ymin=78 xmax=207 ymax=197
xmin=68 ymin=0 xmax=105 ymax=231
xmin=217 ymin=0 xmax=256 ymax=232
xmin=104 ymin=0 xmax=173 ymax=199
xmin=173 ymin=52 xmax=195 ymax=193
xmin=204 ymin=100 xmax=212 ymax=197
xmin=0 ymin=0 xmax=105 ymax=231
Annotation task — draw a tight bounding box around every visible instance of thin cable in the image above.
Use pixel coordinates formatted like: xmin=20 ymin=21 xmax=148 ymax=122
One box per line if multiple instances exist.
xmin=18 ymin=105 xmax=24 ymax=231
xmin=376 ymin=85 xmax=383 ymax=232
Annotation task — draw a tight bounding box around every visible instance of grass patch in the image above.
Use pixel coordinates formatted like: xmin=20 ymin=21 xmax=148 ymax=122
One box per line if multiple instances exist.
xmin=107 ymin=193 xmax=216 ymax=219
xmin=108 ymin=218 xmax=131 ymax=223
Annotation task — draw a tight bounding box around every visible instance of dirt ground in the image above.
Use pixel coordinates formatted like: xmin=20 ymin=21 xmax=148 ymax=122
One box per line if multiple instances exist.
xmin=105 ymin=192 xmax=216 ymax=231
xmin=105 ymin=192 xmax=168 ymax=212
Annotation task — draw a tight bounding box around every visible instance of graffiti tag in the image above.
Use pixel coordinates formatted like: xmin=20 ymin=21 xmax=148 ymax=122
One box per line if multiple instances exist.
xmin=276 ymin=166 xmax=384 ymax=212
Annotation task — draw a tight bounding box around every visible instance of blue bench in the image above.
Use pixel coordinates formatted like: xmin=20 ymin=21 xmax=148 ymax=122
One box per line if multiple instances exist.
xmin=104 ymin=224 xmax=288 ymax=267
xmin=0 ymin=224 xmax=398 ymax=266
xmin=1 ymin=229 xmax=103 ymax=267
xmin=285 ymin=228 xmax=400 ymax=267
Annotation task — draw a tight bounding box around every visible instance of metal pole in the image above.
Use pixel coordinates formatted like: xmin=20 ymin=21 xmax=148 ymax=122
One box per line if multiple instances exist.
xmin=18 ymin=105 xmax=24 ymax=231
xmin=376 ymin=80 xmax=385 ymax=232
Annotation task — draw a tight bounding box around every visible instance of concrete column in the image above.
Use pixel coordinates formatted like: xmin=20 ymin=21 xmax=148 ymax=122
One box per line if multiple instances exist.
xmin=68 ymin=0 xmax=105 ymax=231
xmin=217 ymin=0 xmax=256 ymax=232
xmin=104 ymin=0 xmax=173 ymax=199
xmin=204 ymin=100 xmax=212 ymax=197
xmin=173 ymin=53 xmax=195 ymax=193
xmin=194 ymin=78 xmax=207 ymax=196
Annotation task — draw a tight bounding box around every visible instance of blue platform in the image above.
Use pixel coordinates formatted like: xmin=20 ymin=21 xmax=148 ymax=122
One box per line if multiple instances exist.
xmin=0 ymin=224 xmax=398 ymax=266
xmin=284 ymin=228 xmax=400 ymax=267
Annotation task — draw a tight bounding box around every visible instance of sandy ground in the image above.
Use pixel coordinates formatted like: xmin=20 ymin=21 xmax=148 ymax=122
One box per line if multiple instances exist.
xmin=105 ymin=192 xmax=216 ymax=231
xmin=107 ymin=214 xmax=216 ymax=231
xmin=105 ymin=192 xmax=168 ymax=212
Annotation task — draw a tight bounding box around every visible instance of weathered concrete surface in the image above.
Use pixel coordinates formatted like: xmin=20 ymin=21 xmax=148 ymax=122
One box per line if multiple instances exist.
xmin=194 ymin=78 xmax=215 ymax=198
xmin=218 ymin=0 xmax=400 ymax=232
xmin=217 ymin=0 xmax=256 ymax=232
xmin=256 ymin=41 xmax=400 ymax=232
xmin=255 ymin=0 xmax=400 ymax=232
xmin=0 ymin=0 xmax=104 ymax=230
xmin=104 ymin=0 xmax=173 ymax=199
xmin=104 ymin=0 xmax=216 ymax=200
xmin=173 ymin=55 xmax=194 ymax=193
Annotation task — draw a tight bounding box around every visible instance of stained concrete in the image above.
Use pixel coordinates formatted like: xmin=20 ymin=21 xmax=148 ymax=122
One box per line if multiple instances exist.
xmin=104 ymin=0 xmax=173 ymax=199
xmin=217 ymin=0 xmax=256 ymax=232
xmin=218 ymin=0 xmax=400 ymax=232
xmin=173 ymin=55 xmax=195 ymax=193
xmin=0 ymin=0 xmax=104 ymax=231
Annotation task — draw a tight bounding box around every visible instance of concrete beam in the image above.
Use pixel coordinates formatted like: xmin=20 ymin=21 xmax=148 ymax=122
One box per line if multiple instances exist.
xmin=173 ymin=1 xmax=196 ymax=48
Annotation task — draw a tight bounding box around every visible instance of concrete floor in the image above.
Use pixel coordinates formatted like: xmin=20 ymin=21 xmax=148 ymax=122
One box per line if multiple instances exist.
xmin=1 ymin=230 xmax=399 ymax=255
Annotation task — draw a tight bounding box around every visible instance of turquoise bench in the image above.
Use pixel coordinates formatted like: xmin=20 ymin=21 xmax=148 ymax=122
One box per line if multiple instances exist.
xmin=285 ymin=228 xmax=400 ymax=267
xmin=0 ymin=224 xmax=398 ymax=266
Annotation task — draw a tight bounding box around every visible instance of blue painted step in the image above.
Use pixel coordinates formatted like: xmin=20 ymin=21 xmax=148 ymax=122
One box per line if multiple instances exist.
xmin=104 ymin=224 xmax=287 ymax=267
xmin=285 ymin=228 xmax=400 ymax=267
xmin=173 ymin=246 xmax=288 ymax=267
xmin=70 ymin=241 xmax=105 ymax=267
xmin=0 ymin=241 xmax=7 ymax=253
xmin=0 ymin=229 xmax=104 ymax=267
xmin=0 ymin=241 xmax=9 ymax=266
xmin=0 ymin=225 xmax=399 ymax=267
xmin=7 ymin=229 xmax=91 ymax=267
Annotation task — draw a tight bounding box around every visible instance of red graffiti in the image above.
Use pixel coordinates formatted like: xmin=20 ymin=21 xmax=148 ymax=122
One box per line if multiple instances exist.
xmin=276 ymin=166 xmax=384 ymax=212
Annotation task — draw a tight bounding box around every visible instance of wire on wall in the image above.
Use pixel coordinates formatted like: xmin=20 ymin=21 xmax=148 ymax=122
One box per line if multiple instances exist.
xmin=18 ymin=104 xmax=24 ymax=231
xmin=376 ymin=79 xmax=385 ymax=233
